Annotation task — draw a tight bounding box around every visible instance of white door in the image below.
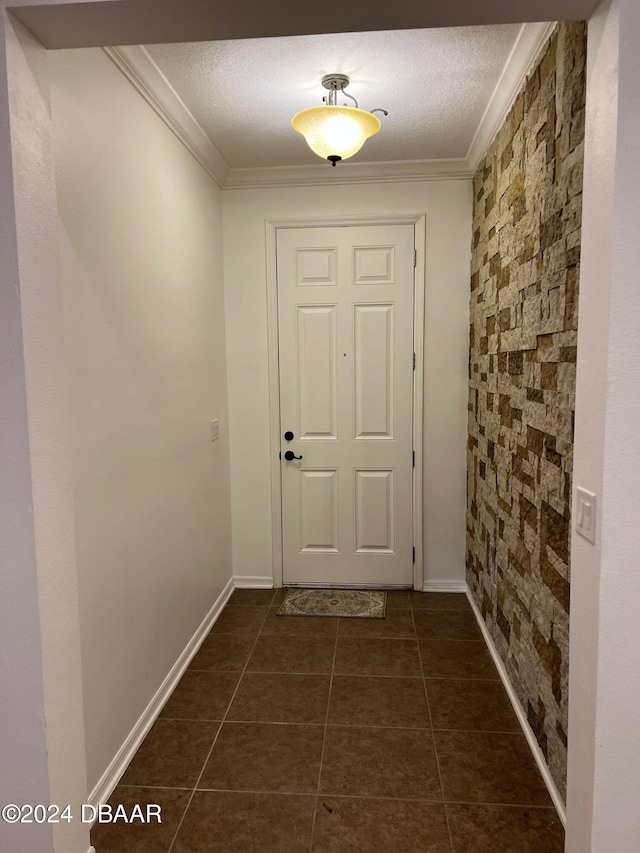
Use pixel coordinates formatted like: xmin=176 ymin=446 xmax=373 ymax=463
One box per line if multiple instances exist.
xmin=277 ymin=223 xmax=415 ymax=587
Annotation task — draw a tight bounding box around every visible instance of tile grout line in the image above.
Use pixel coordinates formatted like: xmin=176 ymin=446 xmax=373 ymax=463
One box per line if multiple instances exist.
xmin=165 ymin=588 xmax=277 ymax=853
xmin=193 ymin=789 xmax=561 ymax=809
xmin=115 ymin=782 xmax=561 ymax=810
xmin=188 ymin=669 xmax=500 ymax=681
xmin=412 ymin=603 xmax=455 ymax=853
xmin=199 ymin=631 xmax=485 ymax=643
xmin=155 ymin=716 xmax=522 ymax=736
xmin=217 ymin=670 xmax=424 ymax=679
xmin=307 ymin=615 xmax=340 ymax=852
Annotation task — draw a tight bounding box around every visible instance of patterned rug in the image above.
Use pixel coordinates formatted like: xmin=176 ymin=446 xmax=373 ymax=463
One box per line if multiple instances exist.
xmin=277 ymin=588 xmax=386 ymax=619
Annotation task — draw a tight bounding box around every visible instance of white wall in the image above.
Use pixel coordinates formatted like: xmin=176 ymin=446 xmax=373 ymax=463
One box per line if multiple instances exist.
xmin=567 ymin=0 xmax=640 ymax=850
xmin=50 ymin=47 xmax=232 ymax=793
xmin=565 ymin=0 xmax=617 ymax=846
xmin=1 ymin=15 xmax=88 ymax=853
xmin=223 ymin=181 xmax=471 ymax=589
xmin=588 ymin=0 xmax=640 ymax=848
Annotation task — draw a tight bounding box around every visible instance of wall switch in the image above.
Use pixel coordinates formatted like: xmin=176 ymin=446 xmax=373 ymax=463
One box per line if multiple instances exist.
xmin=576 ymin=486 xmax=597 ymax=543
xmin=210 ymin=419 xmax=220 ymax=442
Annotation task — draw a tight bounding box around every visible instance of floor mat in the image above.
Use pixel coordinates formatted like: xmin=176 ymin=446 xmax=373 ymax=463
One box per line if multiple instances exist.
xmin=277 ymin=588 xmax=386 ymax=619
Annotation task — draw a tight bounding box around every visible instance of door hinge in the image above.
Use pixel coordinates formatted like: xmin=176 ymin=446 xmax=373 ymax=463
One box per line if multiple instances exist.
xmin=413 ymin=352 xmax=416 ymax=371
xmin=413 ymin=450 xmax=415 ymax=468
xmin=412 ymin=546 xmax=416 ymax=563
xmin=413 ymin=249 xmax=417 ymax=267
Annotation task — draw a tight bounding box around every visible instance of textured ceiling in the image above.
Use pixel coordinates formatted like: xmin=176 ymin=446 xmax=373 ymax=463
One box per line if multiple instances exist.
xmin=146 ymin=25 xmax=523 ymax=169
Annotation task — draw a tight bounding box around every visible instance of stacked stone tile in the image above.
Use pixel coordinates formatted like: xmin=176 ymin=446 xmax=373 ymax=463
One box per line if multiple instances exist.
xmin=466 ymin=21 xmax=586 ymax=799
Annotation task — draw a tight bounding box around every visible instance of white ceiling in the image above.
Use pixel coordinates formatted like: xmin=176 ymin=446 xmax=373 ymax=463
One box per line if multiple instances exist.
xmin=146 ymin=25 xmax=524 ymax=170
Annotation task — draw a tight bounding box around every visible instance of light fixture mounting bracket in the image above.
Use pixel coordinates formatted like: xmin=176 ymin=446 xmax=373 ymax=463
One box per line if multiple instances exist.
xmin=321 ymin=73 xmax=350 ymax=91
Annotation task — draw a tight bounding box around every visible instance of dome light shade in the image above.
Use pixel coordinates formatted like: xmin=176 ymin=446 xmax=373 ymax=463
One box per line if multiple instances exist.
xmin=292 ymin=105 xmax=381 ymax=162
xmin=291 ymin=74 xmax=387 ymax=166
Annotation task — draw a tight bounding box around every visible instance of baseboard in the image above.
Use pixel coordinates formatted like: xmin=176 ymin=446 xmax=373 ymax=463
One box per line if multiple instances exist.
xmin=422 ymin=580 xmax=468 ymax=593
xmin=233 ymin=575 xmax=274 ymax=588
xmin=88 ymin=576 xmax=235 ymax=809
xmin=465 ymin=590 xmax=567 ymax=826
xmin=235 ymin=577 xmax=467 ymax=592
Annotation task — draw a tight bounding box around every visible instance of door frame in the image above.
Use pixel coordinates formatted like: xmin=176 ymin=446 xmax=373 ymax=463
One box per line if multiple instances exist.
xmin=265 ymin=214 xmax=426 ymax=590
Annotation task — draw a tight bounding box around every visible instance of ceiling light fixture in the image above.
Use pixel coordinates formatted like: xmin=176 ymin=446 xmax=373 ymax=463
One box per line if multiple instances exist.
xmin=292 ymin=74 xmax=388 ymax=166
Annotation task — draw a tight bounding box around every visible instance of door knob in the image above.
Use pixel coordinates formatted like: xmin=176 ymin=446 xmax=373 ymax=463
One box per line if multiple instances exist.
xmin=284 ymin=450 xmax=303 ymax=461
xmin=284 ymin=431 xmax=294 ymax=441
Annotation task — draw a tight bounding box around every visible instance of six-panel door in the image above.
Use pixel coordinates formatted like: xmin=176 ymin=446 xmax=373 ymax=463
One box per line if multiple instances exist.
xmin=277 ymin=224 xmax=415 ymax=587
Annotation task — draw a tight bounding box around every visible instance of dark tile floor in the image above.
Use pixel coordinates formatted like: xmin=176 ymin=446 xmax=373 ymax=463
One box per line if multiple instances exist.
xmin=92 ymin=589 xmax=565 ymax=853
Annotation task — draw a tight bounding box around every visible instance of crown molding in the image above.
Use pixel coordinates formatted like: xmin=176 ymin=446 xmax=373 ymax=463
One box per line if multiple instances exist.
xmin=224 ymin=158 xmax=473 ymax=189
xmin=102 ymin=45 xmax=230 ymax=188
xmin=466 ymin=21 xmax=557 ymax=171
xmin=105 ymin=22 xmax=555 ymax=191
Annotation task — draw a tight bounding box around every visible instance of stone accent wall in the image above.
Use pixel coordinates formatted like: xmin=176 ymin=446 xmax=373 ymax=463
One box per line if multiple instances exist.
xmin=466 ymin=21 xmax=586 ymax=799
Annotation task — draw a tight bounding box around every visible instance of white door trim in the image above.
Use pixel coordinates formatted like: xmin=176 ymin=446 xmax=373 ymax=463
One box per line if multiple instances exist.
xmin=265 ymin=214 xmax=426 ymax=590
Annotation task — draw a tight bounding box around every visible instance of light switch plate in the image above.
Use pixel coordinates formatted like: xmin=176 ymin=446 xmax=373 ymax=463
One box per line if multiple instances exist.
xmin=576 ymin=486 xmax=597 ymax=543
xmin=210 ymin=419 xmax=220 ymax=442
